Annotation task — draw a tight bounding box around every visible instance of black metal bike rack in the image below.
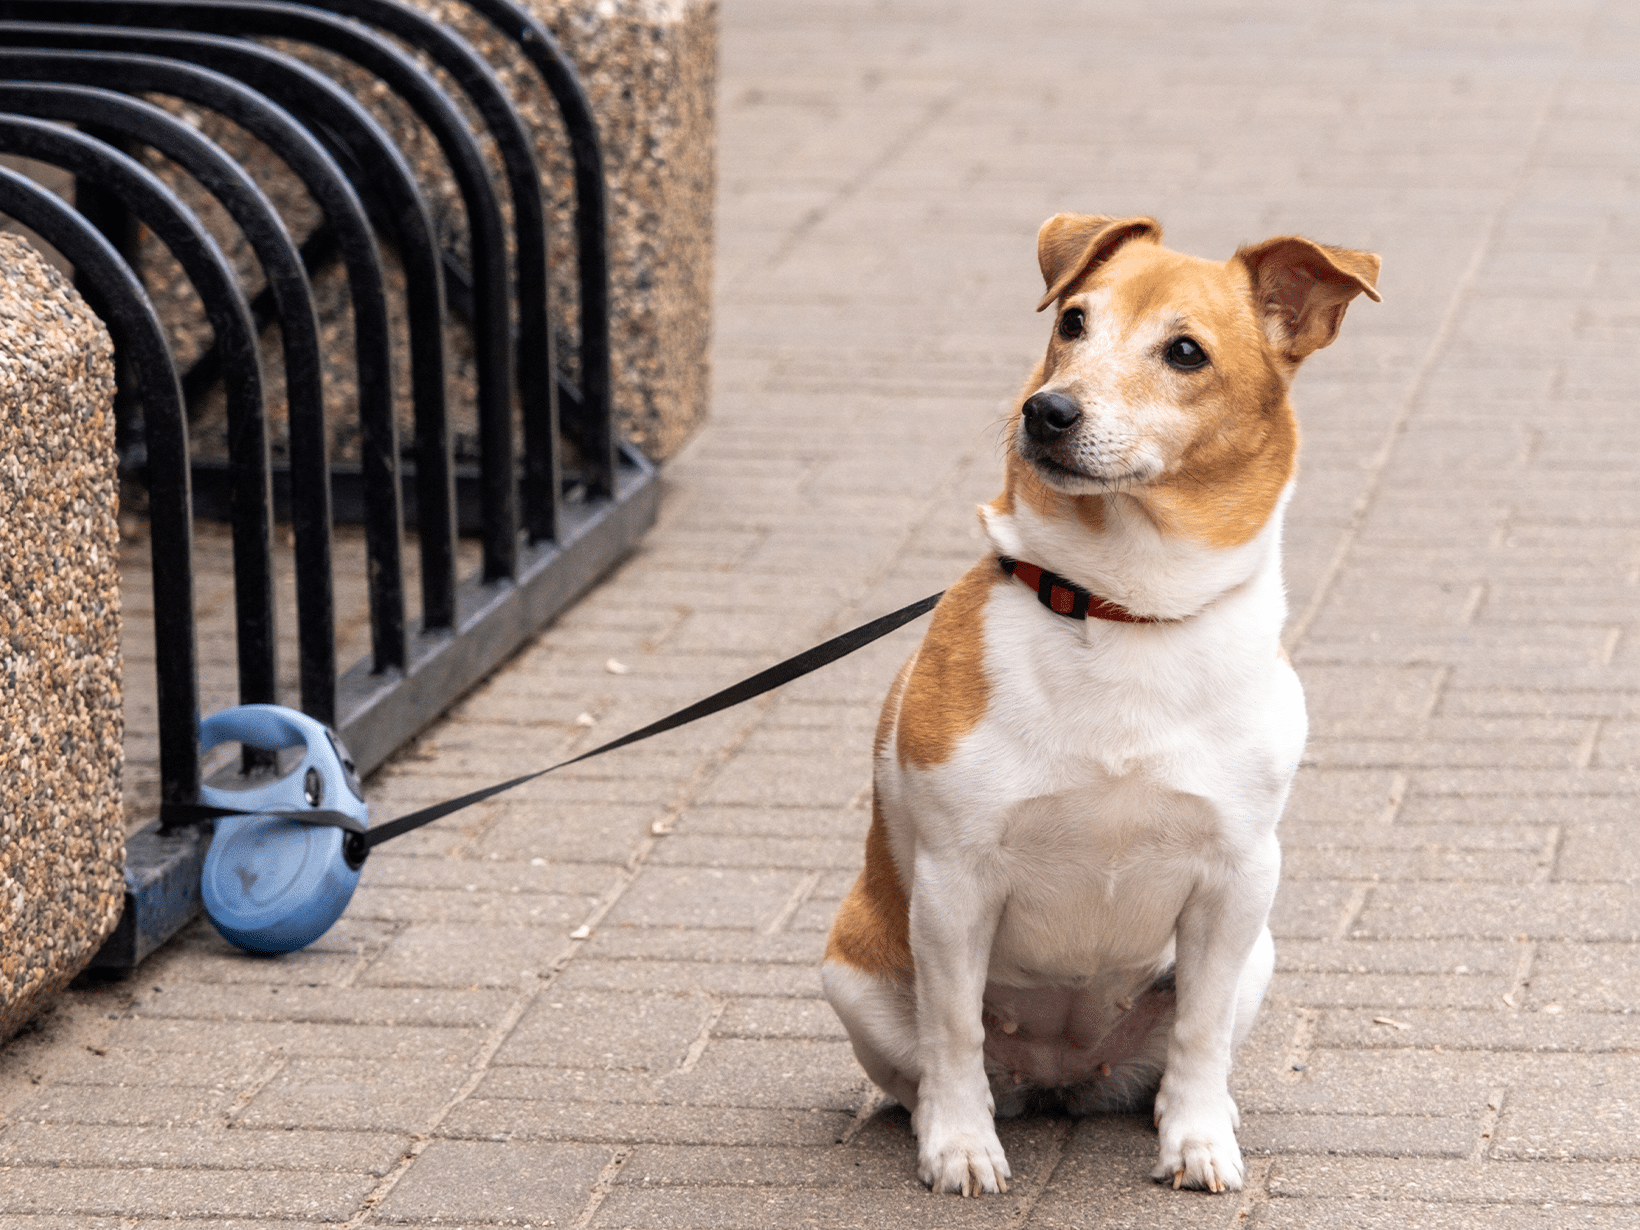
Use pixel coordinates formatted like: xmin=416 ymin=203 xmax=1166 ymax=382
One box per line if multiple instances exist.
xmin=0 ymin=0 xmax=659 ymax=967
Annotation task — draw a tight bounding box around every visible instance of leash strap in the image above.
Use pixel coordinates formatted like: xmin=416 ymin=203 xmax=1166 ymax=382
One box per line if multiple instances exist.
xmin=164 ymin=591 xmax=943 ymax=850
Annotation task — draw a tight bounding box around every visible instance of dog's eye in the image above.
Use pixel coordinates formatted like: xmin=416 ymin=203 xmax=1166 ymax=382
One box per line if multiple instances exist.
xmin=1165 ymin=337 xmax=1208 ymax=370
xmin=1058 ymin=307 xmax=1085 ymax=340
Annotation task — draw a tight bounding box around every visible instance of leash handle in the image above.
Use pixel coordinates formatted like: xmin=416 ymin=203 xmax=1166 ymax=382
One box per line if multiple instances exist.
xmin=361 ymin=590 xmax=941 ymax=848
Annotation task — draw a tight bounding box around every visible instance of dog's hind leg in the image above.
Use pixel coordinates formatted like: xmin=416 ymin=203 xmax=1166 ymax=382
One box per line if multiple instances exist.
xmin=822 ymin=960 xmax=921 ymax=1109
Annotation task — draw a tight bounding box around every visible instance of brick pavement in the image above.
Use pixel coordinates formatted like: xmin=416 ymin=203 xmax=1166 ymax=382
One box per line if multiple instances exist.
xmin=5 ymin=0 xmax=1640 ymax=1225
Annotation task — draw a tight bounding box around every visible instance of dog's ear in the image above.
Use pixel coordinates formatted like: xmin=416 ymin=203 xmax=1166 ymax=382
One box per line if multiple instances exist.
xmin=1236 ymin=237 xmax=1382 ymax=361
xmin=1035 ymin=214 xmax=1162 ymax=312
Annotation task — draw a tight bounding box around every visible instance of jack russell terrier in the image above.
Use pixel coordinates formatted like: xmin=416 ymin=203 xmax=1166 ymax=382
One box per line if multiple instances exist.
xmin=823 ymin=214 xmax=1380 ymax=1195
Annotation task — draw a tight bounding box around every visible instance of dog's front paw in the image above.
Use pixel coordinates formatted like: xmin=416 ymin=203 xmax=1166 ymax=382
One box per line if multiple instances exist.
xmin=1151 ymin=1082 xmax=1244 ymax=1193
xmin=913 ymin=1104 xmax=1011 ymax=1196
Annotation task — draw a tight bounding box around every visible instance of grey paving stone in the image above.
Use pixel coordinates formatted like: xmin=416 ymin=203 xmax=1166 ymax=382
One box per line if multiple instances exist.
xmin=1281 ymin=846 xmax=1543 ymax=882
xmin=491 ymin=988 xmax=716 ymax=1073
xmin=1236 ymin=1048 xmax=1511 ymax=1118
xmin=1271 ymin=971 xmax=1513 ymax=1011
xmin=715 ymin=996 xmax=846 ymax=1041
xmin=1284 ymin=770 xmax=1404 ymax=826
xmin=1269 ymin=1155 xmax=1640 ymax=1204
xmin=0 ymin=1168 xmax=376 ymax=1221
xmin=346 ymin=885 xmax=598 ymax=929
xmin=647 ymin=834 xmax=864 ymax=870
xmin=1268 ymin=881 xmax=1362 ymax=941
xmin=108 ymin=1017 xmax=488 ymax=1064
xmin=579 ymin=926 xmax=822 ymax=966
xmin=138 ymin=916 xmax=397 ymax=988
xmin=233 ymin=1056 xmax=473 ymax=1133
xmin=1490 ymin=1054 xmax=1640 ymax=1159
xmin=673 ymin=804 xmax=871 ymax=841
xmin=1239 ymin=1112 xmax=1477 ymax=1159
xmin=551 ymin=957 xmax=822 ymax=998
xmin=356 ymin=924 xmax=582 ymax=989
xmin=1276 ymin=939 xmax=1518 ymax=976
xmin=358 ymin=855 xmax=620 ymax=896
xmin=590 ymin=1184 xmax=1037 ymax=1229
xmin=1525 ymin=941 xmax=1640 ymax=1011
xmin=693 ymin=752 xmax=872 ymax=810
xmin=597 ymin=866 xmax=816 ymax=931
xmin=1352 ymin=883 xmax=1640 ymax=941
xmin=442 ymin=1099 xmax=853 ymax=1147
xmin=42 ymin=1046 xmax=280 ymax=1091
xmin=370 ymin=1139 xmax=612 ymax=1225
xmin=1314 ymin=1007 xmax=1639 ymax=1054
xmin=115 ymin=982 xmax=517 ymax=1028
xmin=1255 ymin=1200 xmax=1635 ymax=1230
xmin=10 ymin=1083 xmax=240 ymax=1129
xmin=0 ymin=1122 xmax=408 ymax=1175
xmin=663 ymin=1038 xmax=871 ymax=1111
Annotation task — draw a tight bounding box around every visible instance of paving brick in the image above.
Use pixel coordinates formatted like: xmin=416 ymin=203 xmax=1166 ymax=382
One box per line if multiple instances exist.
xmin=598 ymin=866 xmax=817 ymax=931
xmin=110 ymin=1017 xmax=488 ymax=1064
xmin=1352 ymin=883 xmax=1640 ymax=941
xmin=1283 ymin=770 xmax=1404 ymax=826
xmin=1281 ymin=846 xmax=1543 ymax=882
xmin=0 ymin=1170 xmax=376 ymax=1221
xmin=716 ymin=996 xmax=846 ymax=1040
xmin=1269 ymin=1155 xmax=1640 ymax=1204
xmin=648 ymin=833 xmax=863 ymax=869
xmin=580 ymin=926 xmax=822 ymax=966
xmin=493 ymin=988 xmax=716 ymax=1073
xmin=1236 ymin=1048 xmax=1510 ymax=1118
xmin=1239 ymin=1113 xmax=1477 ymax=1159
xmin=370 ymin=1139 xmax=612 ymax=1225
xmin=1276 ymin=939 xmax=1518 ymax=976
xmin=442 ymin=1099 xmax=853 ymax=1147
xmin=1255 ymin=1200 xmax=1635 ymax=1230
xmin=551 ymin=957 xmax=822 ymax=998
xmin=1272 ymin=972 xmax=1512 ymax=1011
xmin=589 ymin=1184 xmax=1039 ymax=1229
xmin=9 ymin=1083 xmax=240 ymax=1129
xmin=0 ymin=1122 xmax=407 ymax=1174
xmin=233 ymin=1056 xmax=473 ymax=1133
xmin=662 ymin=1038 xmax=871 ymax=1111
xmin=1525 ymin=941 xmax=1640 ymax=1011
xmin=114 ymin=982 xmax=517 ymax=1028
xmin=1314 ymin=1007 xmax=1638 ymax=1054
xmin=354 ymin=923 xmax=581 ymax=988
xmin=1490 ymin=1054 xmax=1640 ymax=1159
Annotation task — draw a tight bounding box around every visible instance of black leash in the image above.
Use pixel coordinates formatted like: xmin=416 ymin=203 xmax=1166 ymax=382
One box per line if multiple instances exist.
xmin=162 ymin=591 xmax=943 ymax=851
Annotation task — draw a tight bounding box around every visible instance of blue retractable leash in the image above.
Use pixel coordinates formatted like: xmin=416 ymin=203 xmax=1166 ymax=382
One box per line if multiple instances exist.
xmin=168 ymin=592 xmax=943 ymax=955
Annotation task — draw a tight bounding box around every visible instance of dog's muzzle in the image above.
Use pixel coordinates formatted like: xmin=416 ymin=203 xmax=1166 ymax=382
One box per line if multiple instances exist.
xmin=1022 ymin=391 xmax=1082 ymax=443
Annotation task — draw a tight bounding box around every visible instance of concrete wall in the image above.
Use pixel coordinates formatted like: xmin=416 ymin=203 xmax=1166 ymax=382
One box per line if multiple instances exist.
xmin=0 ymin=234 xmax=124 ymax=1041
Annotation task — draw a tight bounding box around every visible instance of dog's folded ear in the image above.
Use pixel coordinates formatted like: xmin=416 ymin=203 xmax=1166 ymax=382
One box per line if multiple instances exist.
xmin=1036 ymin=214 xmax=1162 ymax=311
xmin=1236 ymin=238 xmax=1382 ymax=362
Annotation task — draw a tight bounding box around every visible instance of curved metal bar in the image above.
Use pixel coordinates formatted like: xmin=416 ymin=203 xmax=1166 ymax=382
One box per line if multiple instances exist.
xmin=26 ymin=0 xmax=522 ymax=582
xmin=315 ymin=0 xmax=560 ymax=548
xmin=0 ymin=164 xmax=201 ymax=805
xmin=0 ymin=115 xmax=279 ymax=711
xmin=0 ymin=23 xmax=450 ymax=660
xmin=0 ymin=78 xmax=340 ymax=724
xmin=459 ymin=0 xmax=616 ymax=500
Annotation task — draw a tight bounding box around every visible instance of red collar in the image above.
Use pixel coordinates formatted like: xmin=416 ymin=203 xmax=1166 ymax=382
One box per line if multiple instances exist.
xmin=998 ymin=557 xmax=1159 ymax=623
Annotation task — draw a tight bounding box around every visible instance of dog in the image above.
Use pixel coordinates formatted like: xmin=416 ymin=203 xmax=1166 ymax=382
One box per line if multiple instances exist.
xmin=822 ymin=214 xmax=1380 ymax=1195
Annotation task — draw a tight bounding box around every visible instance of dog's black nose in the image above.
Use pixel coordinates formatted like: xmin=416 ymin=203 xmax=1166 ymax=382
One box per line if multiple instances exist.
xmin=1022 ymin=391 xmax=1082 ymax=442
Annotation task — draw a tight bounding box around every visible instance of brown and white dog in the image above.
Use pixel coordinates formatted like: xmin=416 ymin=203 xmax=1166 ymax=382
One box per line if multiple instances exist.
xmin=822 ymin=215 xmax=1380 ymax=1195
